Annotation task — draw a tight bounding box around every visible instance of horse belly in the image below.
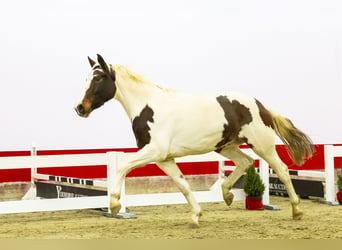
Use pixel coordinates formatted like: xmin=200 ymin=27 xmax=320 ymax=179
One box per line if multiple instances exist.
xmin=149 ymin=93 xmax=252 ymax=157
xmin=166 ymin=113 xmax=225 ymax=157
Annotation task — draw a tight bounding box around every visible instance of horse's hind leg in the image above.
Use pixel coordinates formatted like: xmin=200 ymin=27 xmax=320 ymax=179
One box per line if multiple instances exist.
xmin=218 ymin=146 xmax=254 ymax=206
xmin=256 ymin=148 xmax=303 ymax=219
xmin=157 ymin=159 xmax=202 ymax=228
xmin=249 ymin=138 xmax=303 ymax=220
xmin=108 ymin=144 xmax=167 ymax=216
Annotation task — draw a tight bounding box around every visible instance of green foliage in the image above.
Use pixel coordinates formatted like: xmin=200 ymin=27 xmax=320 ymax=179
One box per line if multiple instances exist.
xmin=243 ymin=166 xmax=265 ymax=197
xmin=337 ymin=174 xmax=342 ymax=192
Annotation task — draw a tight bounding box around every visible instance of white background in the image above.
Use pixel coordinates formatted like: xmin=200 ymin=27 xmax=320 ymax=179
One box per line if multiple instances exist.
xmin=0 ymin=0 xmax=341 ymax=151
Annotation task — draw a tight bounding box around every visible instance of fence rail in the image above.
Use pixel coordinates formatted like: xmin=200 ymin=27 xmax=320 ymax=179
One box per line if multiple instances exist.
xmin=0 ymin=145 xmax=340 ymax=215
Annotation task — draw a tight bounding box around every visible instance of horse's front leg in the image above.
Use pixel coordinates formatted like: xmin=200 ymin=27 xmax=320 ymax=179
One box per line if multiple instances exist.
xmin=109 ymin=166 xmax=126 ymax=215
xmin=109 ymin=146 xmax=164 ymax=216
xmin=157 ymin=160 xmax=202 ymax=228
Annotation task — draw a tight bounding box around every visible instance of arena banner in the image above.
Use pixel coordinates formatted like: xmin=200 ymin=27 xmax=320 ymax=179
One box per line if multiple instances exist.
xmin=35 ymin=181 xmax=106 ymax=199
xmin=268 ymin=177 xmax=324 ymax=198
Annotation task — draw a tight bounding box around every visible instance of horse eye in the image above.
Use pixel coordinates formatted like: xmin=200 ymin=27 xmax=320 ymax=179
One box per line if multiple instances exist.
xmin=93 ymin=75 xmax=102 ymax=82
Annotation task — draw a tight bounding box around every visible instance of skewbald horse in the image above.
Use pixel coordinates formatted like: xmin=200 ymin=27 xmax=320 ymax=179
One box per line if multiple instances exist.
xmin=75 ymin=54 xmax=314 ymax=227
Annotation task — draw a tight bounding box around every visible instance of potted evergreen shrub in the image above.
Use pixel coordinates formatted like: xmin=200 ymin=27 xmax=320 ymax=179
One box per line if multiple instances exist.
xmin=337 ymin=171 xmax=342 ymax=204
xmin=243 ymin=166 xmax=265 ymax=210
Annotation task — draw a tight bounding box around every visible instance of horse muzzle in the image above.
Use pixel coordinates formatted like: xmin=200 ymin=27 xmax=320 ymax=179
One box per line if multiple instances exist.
xmin=75 ymin=104 xmax=90 ymax=118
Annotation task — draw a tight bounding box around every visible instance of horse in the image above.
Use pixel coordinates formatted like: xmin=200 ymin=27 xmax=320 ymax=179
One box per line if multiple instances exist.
xmin=75 ymin=54 xmax=314 ymax=228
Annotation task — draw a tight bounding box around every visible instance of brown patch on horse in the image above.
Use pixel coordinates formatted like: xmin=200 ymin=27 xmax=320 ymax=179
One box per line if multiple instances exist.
xmin=132 ymin=105 xmax=154 ymax=148
xmin=75 ymin=55 xmax=116 ymax=117
xmin=83 ymin=71 xmax=116 ymax=111
xmin=255 ymin=99 xmax=274 ymax=129
xmin=80 ymin=99 xmax=92 ymax=113
xmin=215 ymin=96 xmax=252 ymax=151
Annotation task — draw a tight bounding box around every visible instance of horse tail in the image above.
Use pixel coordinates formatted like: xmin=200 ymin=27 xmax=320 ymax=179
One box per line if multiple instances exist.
xmin=270 ymin=112 xmax=315 ymax=166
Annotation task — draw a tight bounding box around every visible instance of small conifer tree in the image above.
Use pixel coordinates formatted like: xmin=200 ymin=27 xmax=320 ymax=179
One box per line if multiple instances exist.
xmin=337 ymin=166 xmax=342 ymax=204
xmin=243 ymin=166 xmax=265 ymax=198
xmin=337 ymin=173 xmax=342 ymax=192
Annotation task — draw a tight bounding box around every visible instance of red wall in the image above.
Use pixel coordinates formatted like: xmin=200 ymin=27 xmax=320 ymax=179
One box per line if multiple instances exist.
xmin=0 ymin=144 xmax=341 ymax=183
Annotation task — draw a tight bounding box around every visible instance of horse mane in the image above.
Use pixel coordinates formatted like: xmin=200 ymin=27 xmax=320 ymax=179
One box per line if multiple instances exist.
xmin=111 ymin=65 xmax=175 ymax=92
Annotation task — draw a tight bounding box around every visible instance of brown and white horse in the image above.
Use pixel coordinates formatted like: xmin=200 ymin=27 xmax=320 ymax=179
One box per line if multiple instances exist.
xmin=75 ymin=54 xmax=314 ymax=227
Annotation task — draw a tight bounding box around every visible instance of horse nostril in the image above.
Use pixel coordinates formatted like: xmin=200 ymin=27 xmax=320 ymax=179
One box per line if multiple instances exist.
xmin=76 ymin=104 xmax=85 ymax=115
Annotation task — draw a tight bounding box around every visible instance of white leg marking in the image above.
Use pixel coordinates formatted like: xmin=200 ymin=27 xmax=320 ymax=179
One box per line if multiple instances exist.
xmin=246 ymin=131 xmax=303 ymax=219
xmin=157 ymin=159 xmax=202 ymax=227
xmin=218 ymin=146 xmax=254 ymax=206
xmin=256 ymin=149 xmax=302 ymax=219
xmin=109 ymin=144 xmax=165 ymax=215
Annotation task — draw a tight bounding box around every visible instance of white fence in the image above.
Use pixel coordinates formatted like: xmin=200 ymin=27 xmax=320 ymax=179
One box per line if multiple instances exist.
xmin=0 ymin=145 xmax=340 ymax=215
xmin=0 ymin=149 xmax=270 ymax=215
xmin=119 ymin=149 xmax=270 ymax=209
xmin=324 ymin=145 xmax=342 ymax=204
xmin=0 ymin=153 xmax=112 ymax=214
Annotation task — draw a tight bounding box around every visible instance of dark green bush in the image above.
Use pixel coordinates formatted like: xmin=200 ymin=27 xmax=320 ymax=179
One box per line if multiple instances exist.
xmin=337 ymin=174 xmax=342 ymax=192
xmin=243 ymin=166 xmax=265 ymax=197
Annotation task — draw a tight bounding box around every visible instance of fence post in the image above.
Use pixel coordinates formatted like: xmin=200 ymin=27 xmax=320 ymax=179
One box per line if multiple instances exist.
xmin=30 ymin=142 xmax=38 ymax=184
xmin=259 ymin=159 xmax=270 ymax=205
xmin=324 ymin=145 xmax=337 ymax=204
xmin=22 ymin=143 xmax=38 ymax=200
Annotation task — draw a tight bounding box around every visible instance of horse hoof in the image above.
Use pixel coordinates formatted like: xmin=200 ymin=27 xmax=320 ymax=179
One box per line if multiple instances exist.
xmin=291 ymin=200 xmax=303 ymax=220
xmin=110 ymin=199 xmax=121 ymax=216
xmin=188 ymin=223 xmax=200 ymax=229
xmin=293 ymin=211 xmax=303 ymax=220
xmin=223 ymin=192 xmax=234 ymax=206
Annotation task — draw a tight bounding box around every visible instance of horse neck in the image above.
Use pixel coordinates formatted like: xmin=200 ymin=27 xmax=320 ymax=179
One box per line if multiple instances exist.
xmin=113 ymin=66 xmax=161 ymax=119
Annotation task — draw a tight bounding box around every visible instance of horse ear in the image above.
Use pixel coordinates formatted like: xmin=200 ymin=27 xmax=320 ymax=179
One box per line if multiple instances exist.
xmin=97 ymin=54 xmax=110 ymax=73
xmin=97 ymin=54 xmax=115 ymax=81
xmin=88 ymin=56 xmax=96 ymax=67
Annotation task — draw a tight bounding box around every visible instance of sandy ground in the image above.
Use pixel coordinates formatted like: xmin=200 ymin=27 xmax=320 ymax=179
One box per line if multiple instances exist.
xmin=0 ymin=196 xmax=341 ymax=239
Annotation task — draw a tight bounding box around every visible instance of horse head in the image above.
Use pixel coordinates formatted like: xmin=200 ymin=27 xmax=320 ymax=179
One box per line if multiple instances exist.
xmin=75 ymin=54 xmax=116 ymax=117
